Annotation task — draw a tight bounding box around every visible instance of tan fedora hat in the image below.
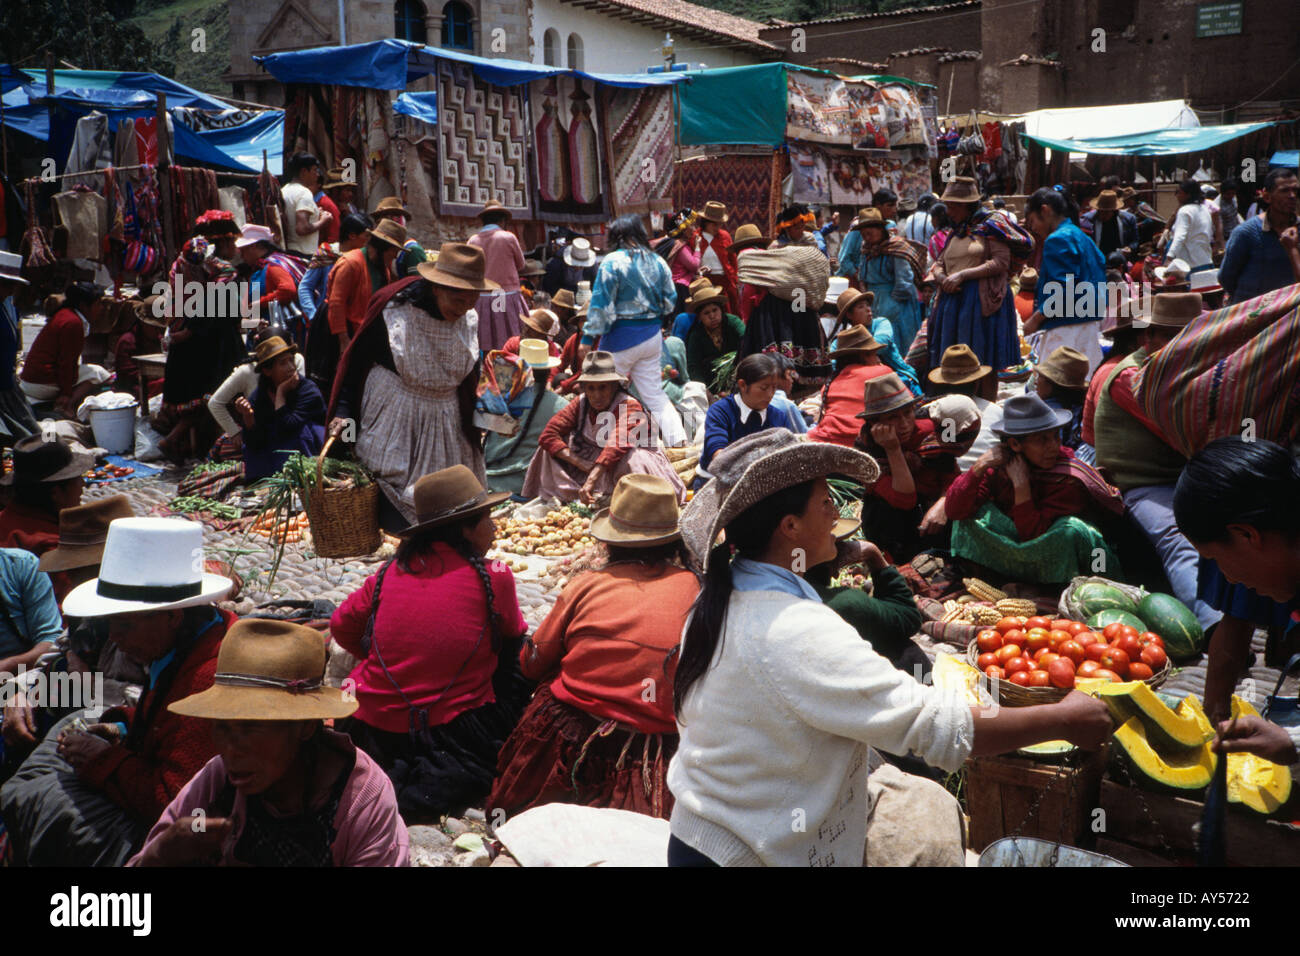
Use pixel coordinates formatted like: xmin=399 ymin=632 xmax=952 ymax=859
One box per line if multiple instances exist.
xmin=368 ymin=218 xmax=408 ymax=250
xmin=1094 ymin=189 xmax=1119 ymax=211
xmin=478 ymin=199 xmax=512 ymax=221
xmin=856 ymin=372 xmax=920 ymax=419
xmin=832 ymin=324 xmax=886 ymax=358
xmin=521 ymin=258 xmax=546 ymax=277
xmin=39 ymin=495 xmax=136 ymax=574
xmin=730 ymin=223 xmax=768 ymax=252
xmin=252 ymin=335 xmax=296 ymax=370
xmin=168 ymin=618 xmax=357 ymax=721
xmin=927 ymin=344 xmax=992 ymax=385
xmin=699 ymin=201 xmax=729 ymax=224
xmin=1145 ymin=291 xmax=1203 ymax=329
xmin=370 ymin=196 xmax=411 ymax=219
xmin=589 ymin=474 xmax=682 ymax=546
xmin=322 ymin=167 xmax=353 ymax=191
xmin=519 ymin=338 xmax=562 ymax=369
xmin=1018 ymin=267 xmax=1039 ymax=291
xmin=398 ymin=465 xmax=510 ymax=538
xmin=1035 ymin=345 xmax=1090 ymax=389
xmin=852 ymin=207 xmax=886 ymax=230
xmin=417 ymin=242 xmax=501 ymax=292
xmin=576 ymin=350 xmax=625 ymax=383
xmin=836 ymin=287 xmax=874 ymax=319
xmin=940 ymin=177 xmax=981 ymax=204
xmin=522 ymin=308 xmax=561 ymax=337
xmin=686 ymin=283 xmax=728 ymax=313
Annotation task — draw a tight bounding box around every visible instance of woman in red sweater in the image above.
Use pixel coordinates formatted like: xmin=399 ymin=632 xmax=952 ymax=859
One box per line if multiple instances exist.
xmin=807 ymin=323 xmax=891 ymax=446
xmin=489 ymin=474 xmax=697 ymax=820
xmin=330 ymin=465 xmax=530 ymax=822
xmin=18 ymin=282 xmax=110 ymax=415
xmin=944 ymin=393 xmax=1124 ymax=584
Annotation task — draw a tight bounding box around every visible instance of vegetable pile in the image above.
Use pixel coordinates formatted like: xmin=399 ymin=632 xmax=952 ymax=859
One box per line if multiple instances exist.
xmin=170 ymin=496 xmax=243 ymax=520
xmin=972 ymin=614 xmax=1169 ymax=690
xmin=84 ymin=464 xmax=135 ymax=481
xmin=495 ymin=507 xmax=594 ymax=557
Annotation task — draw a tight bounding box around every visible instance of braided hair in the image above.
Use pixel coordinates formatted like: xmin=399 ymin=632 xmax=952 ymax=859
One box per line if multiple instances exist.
xmin=396 ymin=514 xmax=501 ymax=649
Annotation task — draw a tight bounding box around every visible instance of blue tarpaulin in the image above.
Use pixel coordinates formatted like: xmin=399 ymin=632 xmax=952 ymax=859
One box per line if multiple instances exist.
xmin=1023 ymin=121 xmax=1278 ymax=156
xmin=393 ymin=92 xmax=438 ymax=126
xmin=1270 ymin=150 xmax=1299 ymax=168
xmin=1 ymin=64 xmax=35 ymax=93
xmin=189 ymin=111 xmax=284 ymax=175
xmin=255 ymin=39 xmax=685 ymax=91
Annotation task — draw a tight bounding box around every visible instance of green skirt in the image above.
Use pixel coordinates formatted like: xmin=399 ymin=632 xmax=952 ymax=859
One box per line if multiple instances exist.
xmin=950 ymin=502 xmax=1122 ymax=585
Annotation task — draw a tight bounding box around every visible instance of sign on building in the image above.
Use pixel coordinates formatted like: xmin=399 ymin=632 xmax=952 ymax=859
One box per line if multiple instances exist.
xmin=1196 ymin=2 xmax=1243 ymax=38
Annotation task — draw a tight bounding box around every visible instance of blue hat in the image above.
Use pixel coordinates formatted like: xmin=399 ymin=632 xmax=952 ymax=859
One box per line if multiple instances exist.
xmin=986 ymin=394 xmax=1072 ymax=437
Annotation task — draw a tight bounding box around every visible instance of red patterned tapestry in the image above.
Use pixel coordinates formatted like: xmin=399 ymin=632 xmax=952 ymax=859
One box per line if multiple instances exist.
xmin=602 ymin=85 xmax=675 ymax=216
xmin=676 ymin=152 xmax=777 ymax=236
xmin=527 ymin=75 xmax=607 ymax=223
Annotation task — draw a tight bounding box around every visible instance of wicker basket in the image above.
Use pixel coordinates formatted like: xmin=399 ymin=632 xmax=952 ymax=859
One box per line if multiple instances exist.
xmin=966 ymin=638 xmax=1170 ymax=708
xmin=303 ymin=437 xmax=381 ymax=559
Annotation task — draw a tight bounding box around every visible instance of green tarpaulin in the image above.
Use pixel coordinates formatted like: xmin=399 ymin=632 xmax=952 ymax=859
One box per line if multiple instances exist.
xmin=1023 ymin=121 xmax=1277 ymax=156
xmin=676 ymin=63 xmax=789 ymax=147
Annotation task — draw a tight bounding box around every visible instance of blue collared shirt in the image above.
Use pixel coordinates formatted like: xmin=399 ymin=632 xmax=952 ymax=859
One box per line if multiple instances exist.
xmin=731 ymin=557 xmax=823 ymax=603
xmin=1219 ymin=214 xmax=1297 ymax=303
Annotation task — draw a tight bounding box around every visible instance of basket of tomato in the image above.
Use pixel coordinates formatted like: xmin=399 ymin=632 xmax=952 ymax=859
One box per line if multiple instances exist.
xmin=967 ymin=615 xmax=1171 ymax=707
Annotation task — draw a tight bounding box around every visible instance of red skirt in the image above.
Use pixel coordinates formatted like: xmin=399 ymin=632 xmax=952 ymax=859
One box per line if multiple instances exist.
xmin=487 ymin=683 xmax=677 ymax=821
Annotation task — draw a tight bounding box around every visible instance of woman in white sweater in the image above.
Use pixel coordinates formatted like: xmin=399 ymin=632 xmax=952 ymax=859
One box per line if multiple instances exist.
xmin=207 ymin=338 xmax=307 ymax=450
xmin=1163 ymin=179 xmax=1215 ymax=271
xmin=668 ymin=429 xmax=1112 ymax=867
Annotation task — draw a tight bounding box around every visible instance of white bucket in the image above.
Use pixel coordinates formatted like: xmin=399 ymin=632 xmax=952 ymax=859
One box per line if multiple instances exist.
xmin=89 ymin=403 xmax=138 ymax=455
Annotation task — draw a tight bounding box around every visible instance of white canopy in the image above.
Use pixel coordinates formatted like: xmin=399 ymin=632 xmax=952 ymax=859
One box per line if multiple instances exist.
xmin=1022 ymin=100 xmax=1200 ymax=142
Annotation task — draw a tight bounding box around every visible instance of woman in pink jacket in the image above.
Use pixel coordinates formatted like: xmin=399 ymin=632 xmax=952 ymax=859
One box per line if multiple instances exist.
xmin=468 ymin=200 xmax=528 ymax=352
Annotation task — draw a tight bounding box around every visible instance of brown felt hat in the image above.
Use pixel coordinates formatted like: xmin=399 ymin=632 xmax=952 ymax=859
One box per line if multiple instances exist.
xmin=416 ymin=242 xmax=500 ymax=292
xmin=521 ymin=258 xmax=546 ymax=277
xmin=1094 ymin=190 xmax=1119 ymax=211
xmin=0 ymin=437 xmax=95 ymax=487
xmin=856 ymin=372 xmax=920 ymax=419
xmin=398 ymin=464 xmax=509 ymax=538
xmin=169 ymin=618 xmax=356 ymax=721
xmin=940 ymin=177 xmax=980 ymax=204
xmin=39 ymin=494 xmax=136 ymax=573
xmin=589 ymin=474 xmax=682 ymax=546
xmin=730 ymin=224 xmax=768 ymax=252
xmin=134 ymin=294 xmax=166 ymax=328
xmin=699 ymin=201 xmax=729 ymax=224
xmin=833 ymin=324 xmax=885 ymax=358
xmin=1035 ymin=346 xmax=1090 ymax=389
xmin=522 ymin=308 xmax=561 ymax=337
xmin=370 ymin=196 xmax=411 ymax=219
xmin=322 ymin=167 xmax=353 ymax=191
xmin=927 ymin=344 xmax=992 ymax=385
xmin=368 ymin=218 xmax=408 ymax=251
xmin=836 ymin=287 xmax=874 ymax=319
xmin=852 ymin=207 xmax=886 ymax=230
xmin=478 ymin=199 xmax=512 ymax=221
xmin=1018 ymin=267 xmax=1039 ymax=291
xmin=576 ymin=350 xmax=625 ymax=383
xmin=252 ymin=335 xmax=296 ymax=370
xmin=1142 ymin=291 xmax=1203 ymax=329
xmin=686 ymin=283 xmax=728 ymax=313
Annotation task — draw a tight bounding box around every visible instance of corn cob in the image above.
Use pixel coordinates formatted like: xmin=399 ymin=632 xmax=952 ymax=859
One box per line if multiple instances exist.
xmin=994 ymin=598 xmax=1037 ymax=617
xmin=941 ymin=600 xmax=965 ymax=624
xmin=964 ymin=577 xmax=1008 ymax=603
xmin=965 ymin=605 xmax=1003 ymax=626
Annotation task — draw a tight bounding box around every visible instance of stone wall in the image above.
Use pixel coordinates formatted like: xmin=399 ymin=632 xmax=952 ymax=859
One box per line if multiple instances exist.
xmin=759 ymin=2 xmax=982 ymax=69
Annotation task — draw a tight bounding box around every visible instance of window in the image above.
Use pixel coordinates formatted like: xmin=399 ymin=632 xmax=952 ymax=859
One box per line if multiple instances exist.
xmin=567 ymin=33 xmax=583 ymax=70
xmin=543 ymin=28 xmax=560 ymax=66
xmin=395 ymin=0 xmax=428 ymax=44
xmin=442 ymin=1 xmax=474 ymax=51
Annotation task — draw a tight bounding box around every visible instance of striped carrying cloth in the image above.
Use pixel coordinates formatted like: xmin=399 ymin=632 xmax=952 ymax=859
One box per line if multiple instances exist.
xmin=1133 ymin=284 xmax=1300 ymax=457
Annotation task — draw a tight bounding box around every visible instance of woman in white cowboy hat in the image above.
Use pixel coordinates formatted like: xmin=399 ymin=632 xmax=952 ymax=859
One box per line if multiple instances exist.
xmin=666 ymin=429 xmax=1112 ymax=867
xmin=130 ymin=619 xmax=408 ymax=866
xmin=330 ymin=465 xmax=529 ymax=821
xmin=468 ymin=199 xmax=529 ymax=353
xmin=327 ymin=242 xmax=499 ymax=531
xmin=489 ymin=474 xmax=698 ymax=820
xmin=522 ymin=351 xmax=686 ymax=506
xmin=0 ymin=518 xmax=236 ymax=866
xmin=944 ymin=393 xmax=1124 ymax=584
xmin=484 ymin=339 xmax=570 ymax=497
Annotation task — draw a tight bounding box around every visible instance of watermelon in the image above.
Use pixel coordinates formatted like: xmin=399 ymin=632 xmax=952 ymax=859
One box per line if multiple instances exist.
xmin=1137 ymin=592 xmax=1205 ymax=662
xmin=1073 ymin=582 xmax=1138 ymax=619
xmin=1086 ymin=608 xmax=1147 ymax=633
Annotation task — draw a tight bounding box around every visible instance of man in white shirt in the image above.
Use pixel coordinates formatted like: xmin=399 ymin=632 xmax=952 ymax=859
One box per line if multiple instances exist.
xmin=1164 ymin=179 xmax=1215 ymax=270
xmin=899 ymin=194 xmax=937 ymax=245
xmin=281 ymin=153 xmax=332 ymax=256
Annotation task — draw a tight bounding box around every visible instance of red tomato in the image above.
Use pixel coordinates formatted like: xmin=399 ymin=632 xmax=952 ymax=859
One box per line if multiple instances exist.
xmin=996 ymin=616 xmax=1028 ymax=634
xmin=1002 ymin=628 xmax=1025 ymax=647
xmin=1127 ymin=661 xmax=1154 ymax=681
xmin=1120 ymin=625 xmax=1139 ymax=641
xmin=1116 ymin=633 xmax=1143 ymax=658
xmin=976 ymin=629 xmax=1003 ymax=653
xmin=1027 ymin=669 xmax=1052 ymax=687
xmin=1085 ymin=642 xmax=1110 ymax=663
xmin=1034 ymin=648 xmax=1057 ymax=663
xmin=1059 ymin=640 xmax=1086 ymax=665
xmin=1138 ymin=631 xmax=1164 ymax=648
xmin=1008 ymin=670 xmax=1032 ymax=686
xmin=1047 ymin=657 xmax=1076 ymax=689
xmin=977 ymin=652 xmax=999 ymax=670
xmin=1048 ymin=629 xmax=1072 ymax=650
xmin=1094 ymin=668 xmax=1121 ymax=683
xmin=1099 ymin=646 xmax=1130 ymax=678
xmin=1140 ymin=644 xmax=1168 ymax=669
xmin=1003 ymin=656 xmax=1031 ymax=676
xmin=1025 ymin=616 xmax=1052 ymax=632
xmin=984 ymin=665 xmax=1006 ymax=681
xmin=995 ymin=644 xmax=1022 ymax=665
xmin=1077 ymin=660 xmax=1102 ymax=679
xmin=1075 ymin=631 xmax=1101 ymax=648
xmin=1024 ymin=628 xmax=1051 ymax=653
xmin=1102 ymin=622 xmax=1125 ymax=641
xmin=1066 ymin=621 xmax=1087 ymax=636
xmin=1050 ymin=619 xmax=1074 ymax=633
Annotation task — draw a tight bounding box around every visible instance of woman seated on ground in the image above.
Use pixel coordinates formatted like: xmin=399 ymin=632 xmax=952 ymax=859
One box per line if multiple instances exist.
xmin=501 ymin=308 xmax=563 ymax=361
xmin=0 ymin=437 xmax=90 ymax=555
xmin=330 ymin=466 xmax=530 ymax=822
xmin=234 ymin=337 xmax=325 ymax=483
xmin=484 ymin=342 xmax=569 ymax=497
xmin=666 ymin=429 xmax=1112 ymax=867
xmin=130 ymin=619 xmax=408 ymax=866
xmin=489 ymin=474 xmax=697 ymax=821
xmin=684 ymin=283 xmax=745 ymax=389
xmin=18 ymin=283 xmax=111 ymax=417
xmin=523 ymin=351 xmax=685 ymax=506
xmin=854 ymin=373 xmax=960 ymax=564
xmin=112 ymin=297 xmax=164 ymax=401
xmin=769 ymin=354 xmax=808 ymax=435
xmin=699 ymin=354 xmax=792 ymax=479
xmin=831 ymin=287 xmax=922 ymax=395
xmin=943 ymin=394 xmax=1124 ymax=585
xmin=1032 ymin=346 xmax=1089 ymax=451
xmin=808 ymin=325 xmax=892 ymax=446
xmin=207 ymin=326 xmax=309 ymax=462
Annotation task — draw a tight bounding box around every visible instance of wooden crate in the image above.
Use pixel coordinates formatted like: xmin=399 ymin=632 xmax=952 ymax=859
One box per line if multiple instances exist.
xmin=966 ymin=748 xmax=1109 ymax=852
xmin=1097 ymin=779 xmax=1300 ymax=867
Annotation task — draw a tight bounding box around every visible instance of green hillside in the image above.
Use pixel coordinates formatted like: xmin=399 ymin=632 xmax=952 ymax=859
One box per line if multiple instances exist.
xmin=127 ymin=0 xmax=232 ymax=98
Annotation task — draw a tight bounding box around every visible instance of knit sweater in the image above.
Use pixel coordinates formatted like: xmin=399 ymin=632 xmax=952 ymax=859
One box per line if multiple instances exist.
xmin=1093 ymin=350 xmax=1187 ymax=491
xmin=668 ymin=590 xmax=973 ymax=866
xmin=807 ymin=564 xmax=923 ymax=665
xmin=20 ymin=307 xmax=84 ymax=395
xmin=700 ymin=395 xmax=791 ymax=472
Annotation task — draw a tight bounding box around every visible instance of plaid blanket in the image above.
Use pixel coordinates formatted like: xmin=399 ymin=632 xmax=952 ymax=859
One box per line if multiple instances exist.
xmin=1134 ymin=284 xmax=1300 ymax=455
xmin=176 ymin=462 xmax=245 ymax=501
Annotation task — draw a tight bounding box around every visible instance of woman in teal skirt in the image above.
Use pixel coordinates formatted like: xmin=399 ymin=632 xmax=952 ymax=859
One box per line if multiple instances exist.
xmin=853 ymin=208 xmax=923 ymax=354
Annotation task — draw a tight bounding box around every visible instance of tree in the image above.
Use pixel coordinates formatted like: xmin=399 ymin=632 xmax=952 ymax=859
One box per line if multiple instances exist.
xmin=0 ymin=0 xmax=164 ymax=74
